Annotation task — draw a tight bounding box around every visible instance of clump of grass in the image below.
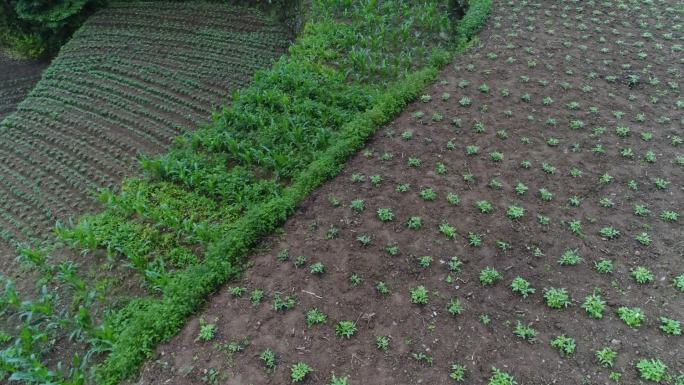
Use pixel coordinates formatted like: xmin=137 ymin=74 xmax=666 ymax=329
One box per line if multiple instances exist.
xmin=407 ymin=216 xmax=423 ymax=230
xmin=196 ymin=319 xmax=216 ymax=342
xmin=310 ymin=262 xmax=325 ymax=275
xmin=596 ymin=347 xmax=617 ymax=368
xmin=582 ymin=291 xmax=606 ymax=319
xmin=488 ymin=367 xmax=517 ymax=385
xmin=412 ymin=351 xmax=433 ymax=366
xmin=468 ymin=232 xmax=482 ymax=247
xmin=306 ymin=308 xmax=327 ymax=327
xmin=447 ymin=193 xmax=460 ymax=205
xmin=506 ymin=205 xmax=525 ymax=219
xmin=510 ymin=277 xmax=535 ymax=298
xmin=375 ymin=281 xmax=389 ymax=296
xmin=551 ymin=335 xmax=576 ymax=357
xmin=632 ymin=266 xmax=654 ymax=284
xmin=229 ymin=286 xmax=245 ymax=297
xmin=617 ymin=306 xmax=645 ymax=328
xmin=357 ymin=234 xmax=372 ymax=246
xmin=446 ymin=298 xmax=464 ymax=316
xmin=448 ymin=256 xmax=462 ymax=273
xmin=513 ymin=321 xmax=537 ymax=342
xmin=674 ymin=274 xmax=684 ymax=292
xmin=636 ymin=359 xmax=667 ymax=382
xmin=335 ymin=321 xmax=357 ymax=339
xmin=420 ymin=188 xmax=436 ymax=201
xmin=599 ymin=226 xmax=620 ymax=239
xmin=480 ymin=267 xmax=502 ymax=286
xmin=328 ymin=374 xmax=349 ymax=385
xmin=250 ymin=289 xmax=264 ymax=305
xmin=273 ymin=294 xmax=296 ymax=311
xmin=439 ymin=222 xmax=457 ymax=239
xmin=291 ymin=362 xmax=313 ymax=383
xmin=595 ymin=259 xmax=613 ymax=274
xmin=417 ymin=255 xmax=433 ymax=268
xmin=558 ymin=249 xmax=582 ymax=266
xmin=449 ymin=363 xmax=466 ymax=381
xmin=543 ymin=288 xmax=571 ymax=309
xmin=376 ymin=335 xmax=390 ymax=351
xmin=410 ymin=286 xmax=429 ymax=305
xmin=260 ymin=349 xmax=276 ymax=372
xmin=659 ymin=317 xmax=681 ymax=335
xmin=635 ymin=232 xmax=652 ymax=246
xmin=377 ymin=208 xmax=395 ymax=222
xmin=476 ymin=200 xmax=493 ymax=213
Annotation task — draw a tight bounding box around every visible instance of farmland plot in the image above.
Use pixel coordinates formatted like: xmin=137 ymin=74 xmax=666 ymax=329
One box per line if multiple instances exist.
xmin=135 ymin=1 xmax=683 ymax=384
xmin=0 ymin=1 xmax=487 ymax=383
xmin=0 ymin=2 xmax=290 ymax=251
xmin=0 ymin=54 xmax=47 ymax=121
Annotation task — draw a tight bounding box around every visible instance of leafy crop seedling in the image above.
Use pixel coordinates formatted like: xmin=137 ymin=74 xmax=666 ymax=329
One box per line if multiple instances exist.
xmin=544 ymin=288 xmax=571 ymax=309
xmin=407 ymin=284 xmax=429 ymax=305
xmin=335 ymin=321 xmax=357 ymax=339
xmin=551 ymin=335 xmax=576 ymax=357
xmin=291 ymin=362 xmax=312 ymax=383
xmin=511 ymin=277 xmax=535 ymax=298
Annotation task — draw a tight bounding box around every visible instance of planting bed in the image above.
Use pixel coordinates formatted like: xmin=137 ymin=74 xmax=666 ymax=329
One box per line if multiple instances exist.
xmin=135 ymin=1 xmax=683 ymax=384
xmin=0 ymin=2 xmax=289 ymax=278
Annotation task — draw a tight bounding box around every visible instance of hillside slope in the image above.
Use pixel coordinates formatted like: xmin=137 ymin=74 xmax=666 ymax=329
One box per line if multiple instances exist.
xmin=0 ymin=2 xmax=290 ymax=248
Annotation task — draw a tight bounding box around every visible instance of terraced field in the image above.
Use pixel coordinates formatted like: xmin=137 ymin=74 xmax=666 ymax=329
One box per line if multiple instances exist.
xmin=0 ymin=2 xmax=290 ymax=248
xmin=0 ymin=54 xmax=47 ymax=121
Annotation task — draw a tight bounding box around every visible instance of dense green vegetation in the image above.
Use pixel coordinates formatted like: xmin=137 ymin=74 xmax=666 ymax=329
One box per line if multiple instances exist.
xmin=0 ymin=0 xmax=491 ymax=384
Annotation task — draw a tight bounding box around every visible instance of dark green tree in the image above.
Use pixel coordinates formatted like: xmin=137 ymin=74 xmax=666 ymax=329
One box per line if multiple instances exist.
xmin=1 ymin=0 xmax=104 ymax=58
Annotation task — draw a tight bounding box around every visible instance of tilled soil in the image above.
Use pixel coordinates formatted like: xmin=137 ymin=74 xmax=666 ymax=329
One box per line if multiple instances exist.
xmin=135 ymin=1 xmax=682 ymax=384
xmin=0 ymin=53 xmax=47 ymax=121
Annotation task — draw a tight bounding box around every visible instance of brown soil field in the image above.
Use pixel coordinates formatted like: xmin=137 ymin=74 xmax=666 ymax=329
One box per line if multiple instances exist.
xmin=0 ymin=53 xmax=47 ymax=120
xmin=133 ymin=1 xmax=683 ymax=384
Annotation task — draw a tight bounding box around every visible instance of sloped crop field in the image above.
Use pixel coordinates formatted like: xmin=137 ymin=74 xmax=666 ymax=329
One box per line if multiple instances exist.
xmin=1 ymin=1 xmax=477 ymax=383
xmin=0 ymin=54 xmax=47 ymax=121
xmin=0 ymin=2 xmax=290 ymax=249
xmin=136 ymin=1 xmax=683 ymax=384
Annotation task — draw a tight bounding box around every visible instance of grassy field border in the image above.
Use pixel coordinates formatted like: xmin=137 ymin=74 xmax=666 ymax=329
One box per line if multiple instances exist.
xmin=93 ymin=1 xmax=492 ymax=383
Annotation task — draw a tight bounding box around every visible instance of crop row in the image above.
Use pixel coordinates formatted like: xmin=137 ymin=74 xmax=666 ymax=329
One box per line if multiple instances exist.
xmin=102 ymin=2 xmax=284 ymax=29
xmin=53 ymin=59 xmax=223 ymax=111
xmin=61 ymin=34 xmax=287 ymax=76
